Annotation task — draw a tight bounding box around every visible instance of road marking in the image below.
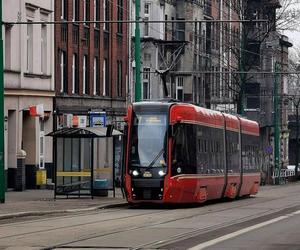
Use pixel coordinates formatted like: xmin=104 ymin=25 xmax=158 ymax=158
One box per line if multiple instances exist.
xmin=188 ymin=210 xmax=300 ymax=250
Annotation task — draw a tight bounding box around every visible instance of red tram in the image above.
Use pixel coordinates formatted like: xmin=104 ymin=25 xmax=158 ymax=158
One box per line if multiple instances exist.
xmin=124 ymin=101 xmax=260 ymax=204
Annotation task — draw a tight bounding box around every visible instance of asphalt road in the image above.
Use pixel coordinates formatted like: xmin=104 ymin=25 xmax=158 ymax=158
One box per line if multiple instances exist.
xmin=0 ymin=183 xmax=300 ymax=250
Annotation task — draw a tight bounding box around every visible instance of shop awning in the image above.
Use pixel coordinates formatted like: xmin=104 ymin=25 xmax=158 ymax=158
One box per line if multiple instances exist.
xmin=47 ymin=127 xmax=122 ymax=138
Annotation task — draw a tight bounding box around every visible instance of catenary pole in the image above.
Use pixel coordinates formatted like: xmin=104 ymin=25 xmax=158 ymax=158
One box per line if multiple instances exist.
xmin=134 ymin=0 xmax=141 ymax=102
xmin=0 ymin=0 xmax=5 ymax=203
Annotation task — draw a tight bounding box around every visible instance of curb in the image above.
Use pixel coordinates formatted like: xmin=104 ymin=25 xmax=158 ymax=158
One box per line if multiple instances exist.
xmin=0 ymin=202 xmax=128 ymax=221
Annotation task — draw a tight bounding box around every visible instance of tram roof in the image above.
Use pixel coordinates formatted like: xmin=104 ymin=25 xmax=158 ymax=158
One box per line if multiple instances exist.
xmin=131 ymin=101 xmax=259 ymax=134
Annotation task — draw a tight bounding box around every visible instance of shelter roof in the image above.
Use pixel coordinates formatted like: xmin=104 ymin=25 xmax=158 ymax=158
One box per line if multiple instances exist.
xmin=47 ymin=127 xmax=122 ymax=138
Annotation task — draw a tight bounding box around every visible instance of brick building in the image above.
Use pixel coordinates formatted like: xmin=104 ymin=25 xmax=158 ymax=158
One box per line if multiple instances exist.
xmin=54 ymin=0 xmax=128 ymax=130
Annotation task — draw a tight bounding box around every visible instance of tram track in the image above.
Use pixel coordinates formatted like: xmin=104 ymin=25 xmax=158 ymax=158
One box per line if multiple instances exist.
xmin=1 ymin=187 xmax=300 ymax=249
xmin=42 ymin=196 xmax=300 ymax=249
xmin=47 ymin=201 xmax=300 ymax=250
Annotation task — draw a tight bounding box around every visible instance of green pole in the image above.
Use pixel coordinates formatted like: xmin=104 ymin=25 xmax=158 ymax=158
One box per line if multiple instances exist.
xmin=274 ymin=62 xmax=280 ymax=185
xmin=238 ymin=23 xmax=245 ymax=116
xmin=134 ymin=0 xmax=141 ymax=102
xmin=0 ymin=0 xmax=5 ymax=203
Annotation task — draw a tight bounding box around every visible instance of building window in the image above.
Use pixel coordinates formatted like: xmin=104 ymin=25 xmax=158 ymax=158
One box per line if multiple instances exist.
xmin=72 ymin=24 xmax=79 ymax=44
xmin=117 ymin=0 xmax=123 ymax=33
xmin=171 ymin=17 xmax=175 ymax=40
xmin=117 ymin=60 xmax=122 ymax=97
xmin=83 ymin=27 xmax=89 ymax=47
xmin=61 ymin=0 xmax=67 ymax=20
xmin=143 ymin=67 xmax=150 ymax=80
xmin=60 ymin=50 xmax=67 ymax=93
xmin=246 ymin=82 xmax=260 ymax=109
xmin=176 ymin=19 xmax=185 ymax=41
xmin=72 ymin=54 xmax=79 ymax=94
xmin=41 ymin=24 xmax=47 ymax=74
xmin=144 ymin=53 xmax=151 ymax=61
xmin=143 ymin=82 xmax=149 ymax=100
xmin=144 ymin=3 xmax=150 ymax=37
xmin=144 ymin=3 xmax=150 ymax=14
xmin=5 ymin=25 xmax=11 ymax=69
xmin=73 ymin=0 xmax=79 ymax=21
xmin=103 ymin=58 xmax=109 ymax=96
xmin=94 ymin=30 xmax=99 ymax=48
xmin=94 ymin=0 xmax=100 ymax=28
xmin=84 ymin=0 xmax=90 ymax=25
xmin=94 ymin=57 xmax=99 ymax=95
xmin=144 ymin=17 xmax=149 ymax=36
xmin=104 ymin=0 xmax=109 ymax=31
xmin=143 ymin=67 xmax=150 ymax=99
xmin=164 ymin=15 xmax=168 ymax=40
xmin=176 ymin=77 xmax=184 ymax=101
xmin=61 ymin=23 xmax=67 ymax=43
xmin=27 ymin=20 xmax=33 ymax=73
xmin=83 ymin=55 xmax=88 ymax=94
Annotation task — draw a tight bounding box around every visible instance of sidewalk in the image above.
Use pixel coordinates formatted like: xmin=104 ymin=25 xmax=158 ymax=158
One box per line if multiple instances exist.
xmin=0 ymin=188 xmax=127 ymax=220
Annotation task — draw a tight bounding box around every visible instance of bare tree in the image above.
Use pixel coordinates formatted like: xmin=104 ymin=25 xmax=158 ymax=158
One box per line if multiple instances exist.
xmin=218 ymin=0 xmax=300 ymax=114
xmin=277 ymin=0 xmax=300 ymax=32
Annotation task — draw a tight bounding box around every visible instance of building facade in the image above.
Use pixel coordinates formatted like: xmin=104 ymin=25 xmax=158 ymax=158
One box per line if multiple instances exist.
xmin=54 ymin=0 xmax=128 ymax=130
xmin=243 ymin=0 xmax=292 ymax=181
xmin=130 ymin=0 xmax=207 ymax=104
xmin=4 ymin=0 xmax=55 ymax=189
xmin=209 ymin=0 xmax=241 ymax=113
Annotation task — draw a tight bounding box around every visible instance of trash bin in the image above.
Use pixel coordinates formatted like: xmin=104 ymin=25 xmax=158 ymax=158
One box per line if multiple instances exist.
xmin=93 ymin=179 xmax=109 ymax=196
xmin=36 ymin=169 xmax=47 ymax=187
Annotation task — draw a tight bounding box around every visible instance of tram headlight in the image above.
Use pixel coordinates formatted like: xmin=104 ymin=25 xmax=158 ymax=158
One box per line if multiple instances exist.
xmin=132 ymin=170 xmax=139 ymax=176
xmin=158 ymin=170 xmax=166 ymax=177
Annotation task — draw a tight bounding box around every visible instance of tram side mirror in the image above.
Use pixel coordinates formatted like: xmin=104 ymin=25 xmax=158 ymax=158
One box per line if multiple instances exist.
xmin=124 ymin=124 xmax=128 ymax=137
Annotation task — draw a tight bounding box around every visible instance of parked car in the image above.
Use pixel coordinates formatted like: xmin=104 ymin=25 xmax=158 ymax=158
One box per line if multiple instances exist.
xmin=287 ymin=165 xmax=300 ymax=171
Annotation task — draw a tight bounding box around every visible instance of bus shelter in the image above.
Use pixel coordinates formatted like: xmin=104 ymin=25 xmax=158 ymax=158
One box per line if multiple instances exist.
xmin=47 ymin=126 xmax=122 ymax=198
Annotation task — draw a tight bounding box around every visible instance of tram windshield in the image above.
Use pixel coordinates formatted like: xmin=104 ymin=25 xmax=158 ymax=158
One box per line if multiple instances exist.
xmin=129 ymin=112 xmax=167 ymax=168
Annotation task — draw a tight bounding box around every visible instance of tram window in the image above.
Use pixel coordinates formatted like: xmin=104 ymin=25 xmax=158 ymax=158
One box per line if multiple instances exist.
xmin=171 ymin=124 xmax=197 ymax=176
xmin=196 ymin=126 xmax=224 ymax=175
xmin=226 ymin=131 xmax=239 ymax=173
xmin=242 ymin=134 xmax=260 ymax=173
